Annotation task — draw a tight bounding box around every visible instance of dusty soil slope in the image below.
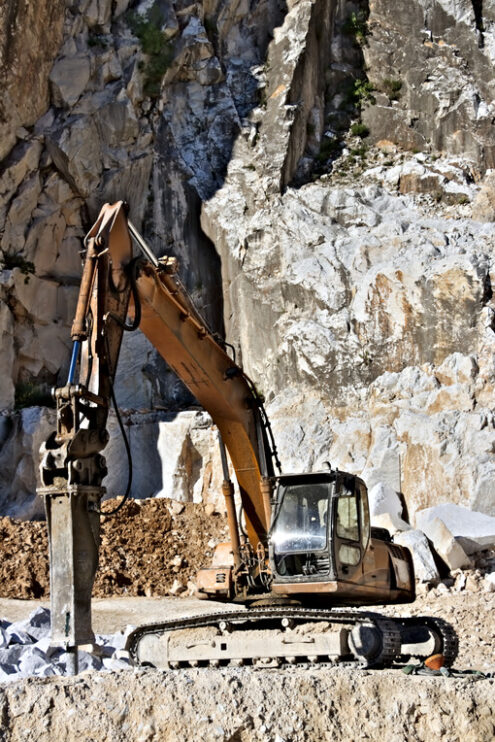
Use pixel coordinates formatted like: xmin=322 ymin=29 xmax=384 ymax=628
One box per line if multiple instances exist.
xmin=0 ymin=499 xmax=227 ymax=599
xmin=0 ymin=667 xmax=493 ymax=742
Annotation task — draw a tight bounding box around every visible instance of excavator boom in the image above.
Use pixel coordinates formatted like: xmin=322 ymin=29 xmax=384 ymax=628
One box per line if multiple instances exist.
xmin=135 ymin=260 xmax=273 ymax=546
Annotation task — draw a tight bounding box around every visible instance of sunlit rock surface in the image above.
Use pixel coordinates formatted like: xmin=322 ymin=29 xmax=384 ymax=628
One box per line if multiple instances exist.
xmin=0 ymin=0 xmax=495 ymax=525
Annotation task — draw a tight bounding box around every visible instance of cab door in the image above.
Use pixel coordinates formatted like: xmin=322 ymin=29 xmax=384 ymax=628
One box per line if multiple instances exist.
xmin=332 ymin=477 xmax=366 ymax=581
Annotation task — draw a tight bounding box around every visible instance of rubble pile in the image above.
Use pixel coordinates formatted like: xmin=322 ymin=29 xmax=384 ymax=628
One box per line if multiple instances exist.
xmin=0 ymin=607 xmax=132 ymax=682
xmin=0 ymin=498 xmax=227 ymax=599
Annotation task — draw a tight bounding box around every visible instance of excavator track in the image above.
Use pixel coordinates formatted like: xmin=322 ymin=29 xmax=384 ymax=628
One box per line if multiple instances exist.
xmin=396 ymin=615 xmax=459 ymax=667
xmin=126 ymin=607 xmax=403 ymax=669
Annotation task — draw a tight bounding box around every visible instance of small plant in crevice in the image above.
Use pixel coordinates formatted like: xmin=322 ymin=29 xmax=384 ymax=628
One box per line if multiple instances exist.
xmin=127 ymin=5 xmax=174 ymax=98
xmin=358 ymin=347 xmax=372 ymax=367
xmin=0 ymin=251 xmax=35 ymax=284
xmin=88 ymin=32 xmax=108 ymax=48
xmin=382 ymin=78 xmax=402 ymax=101
xmin=352 ymin=78 xmax=375 ymax=106
xmin=350 ymin=122 xmax=369 ymax=139
xmin=15 ymin=382 xmax=54 ymax=411
xmin=351 ymin=144 xmax=368 ymax=156
xmin=342 ymin=10 xmax=369 ymax=45
xmin=340 ymin=78 xmax=375 ymax=113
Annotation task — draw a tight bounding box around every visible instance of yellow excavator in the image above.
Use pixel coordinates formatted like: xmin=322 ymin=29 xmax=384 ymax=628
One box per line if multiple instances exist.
xmin=38 ymin=202 xmax=457 ymax=671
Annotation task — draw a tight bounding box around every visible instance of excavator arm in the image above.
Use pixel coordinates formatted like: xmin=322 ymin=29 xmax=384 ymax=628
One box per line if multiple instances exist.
xmin=38 ymin=203 xmax=134 ymax=653
xmin=38 ymin=201 xmax=277 ymax=652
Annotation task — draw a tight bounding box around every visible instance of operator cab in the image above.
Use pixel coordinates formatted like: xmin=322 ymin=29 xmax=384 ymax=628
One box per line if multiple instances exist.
xmin=269 ymin=471 xmax=370 ymax=584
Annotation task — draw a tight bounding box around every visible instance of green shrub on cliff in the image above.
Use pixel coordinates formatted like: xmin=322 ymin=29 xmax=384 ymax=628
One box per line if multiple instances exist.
xmin=128 ymin=6 xmax=173 ymax=98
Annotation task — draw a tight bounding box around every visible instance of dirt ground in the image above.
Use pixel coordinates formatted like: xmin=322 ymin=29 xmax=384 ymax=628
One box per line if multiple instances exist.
xmin=0 ymin=587 xmax=493 ymax=673
xmin=0 ymin=662 xmax=493 ymax=742
xmin=0 ymin=498 xmax=228 ymax=599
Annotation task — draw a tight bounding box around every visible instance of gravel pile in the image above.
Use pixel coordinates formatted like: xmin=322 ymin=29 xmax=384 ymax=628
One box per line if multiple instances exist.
xmin=0 ymin=607 xmax=133 ymax=683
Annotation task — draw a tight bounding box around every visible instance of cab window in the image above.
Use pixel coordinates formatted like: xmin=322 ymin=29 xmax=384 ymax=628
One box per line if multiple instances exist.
xmin=338 ymin=543 xmax=361 ymax=566
xmin=335 ymin=495 xmax=359 ymax=542
xmin=271 ymin=482 xmax=330 ymax=555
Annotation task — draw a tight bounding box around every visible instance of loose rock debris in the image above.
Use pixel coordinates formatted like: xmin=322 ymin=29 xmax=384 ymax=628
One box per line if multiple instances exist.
xmin=0 ymin=498 xmax=228 ymax=599
xmin=0 ymin=606 xmax=133 ymax=682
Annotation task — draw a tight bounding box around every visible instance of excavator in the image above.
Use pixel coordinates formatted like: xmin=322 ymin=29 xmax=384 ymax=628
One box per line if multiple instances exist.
xmin=37 ymin=201 xmax=457 ymax=672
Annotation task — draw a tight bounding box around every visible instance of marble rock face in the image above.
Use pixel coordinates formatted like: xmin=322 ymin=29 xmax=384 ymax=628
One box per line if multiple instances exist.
xmin=0 ymin=0 xmax=495 ymax=553
xmin=417 ymin=516 xmax=473 ymax=571
xmin=104 ymin=409 xmax=227 ymax=507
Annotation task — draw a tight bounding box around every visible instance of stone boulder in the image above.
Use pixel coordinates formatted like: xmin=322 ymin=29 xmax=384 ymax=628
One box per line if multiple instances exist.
xmin=367 ymin=482 xmax=410 ymax=532
xmin=418 ymin=516 xmax=472 ymax=570
xmin=393 ymin=529 xmax=440 ymax=583
xmin=371 ymin=513 xmax=410 ymax=537
xmin=415 ymin=504 xmax=495 ymax=555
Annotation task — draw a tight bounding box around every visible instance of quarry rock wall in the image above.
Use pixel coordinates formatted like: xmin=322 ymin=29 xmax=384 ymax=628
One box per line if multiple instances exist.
xmin=0 ymin=0 xmax=495 ymax=520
